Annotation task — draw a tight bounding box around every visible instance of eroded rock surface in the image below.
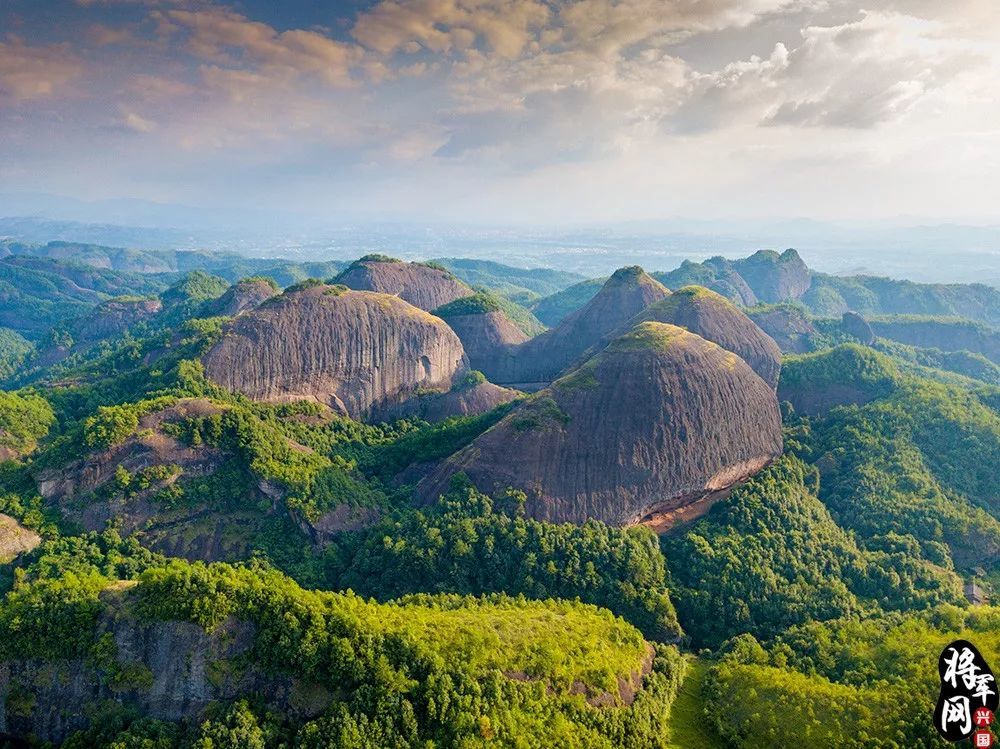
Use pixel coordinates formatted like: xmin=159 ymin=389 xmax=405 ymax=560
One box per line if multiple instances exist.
xmin=202 ymin=285 xmax=467 ymax=418
xmin=420 ymin=322 xmax=783 ymax=526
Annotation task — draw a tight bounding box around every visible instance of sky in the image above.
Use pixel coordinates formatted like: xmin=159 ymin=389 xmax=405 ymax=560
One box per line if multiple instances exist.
xmin=1 ymin=0 xmax=999 ymax=228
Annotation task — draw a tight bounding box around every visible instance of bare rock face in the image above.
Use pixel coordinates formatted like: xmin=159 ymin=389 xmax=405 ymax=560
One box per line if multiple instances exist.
xmin=495 ymin=267 xmax=670 ymax=387
xmin=747 ymin=304 xmax=817 ymax=353
xmin=436 ymin=305 xmax=528 ymax=382
xmin=0 ymin=595 xmax=328 ymax=745
xmin=378 ymin=379 xmax=521 ymax=422
xmin=732 ymin=249 xmax=811 ymax=303
xmin=419 ymin=322 xmax=783 ymax=526
xmin=202 ymin=285 xmax=467 ymax=418
xmin=76 ymin=297 xmax=163 ymax=341
xmin=204 ymin=278 xmax=278 ymax=317
xmin=841 ymin=311 xmax=874 ymax=344
xmin=335 ymin=258 xmax=472 ymax=311
xmin=626 ymin=286 xmax=782 ymax=389
xmin=0 ymin=514 xmax=40 ymax=563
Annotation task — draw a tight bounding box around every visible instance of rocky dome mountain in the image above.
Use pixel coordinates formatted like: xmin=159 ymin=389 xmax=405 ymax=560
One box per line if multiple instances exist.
xmin=621 ymin=286 xmax=781 ymax=389
xmin=656 ymin=249 xmax=810 ymax=306
xmin=202 ymin=283 xmax=467 ymax=418
xmin=335 ymin=256 xmax=473 ymax=311
xmin=433 ymin=294 xmax=529 ymax=381
xmin=203 ymin=277 xmax=278 ymax=317
xmin=493 ymin=266 xmax=670 ymax=387
xmin=419 ymin=321 xmax=783 ymax=527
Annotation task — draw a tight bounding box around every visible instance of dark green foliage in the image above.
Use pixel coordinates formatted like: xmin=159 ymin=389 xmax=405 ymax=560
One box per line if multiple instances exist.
xmin=433 ymin=258 xmax=585 ymax=298
xmin=778 ymin=344 xmax=902 ymax=414
xmin=529 ymin=277 xmax=606 ymax=326
xmin=663 ymin=457 xmax=962 ymax=647
xmin=0 ymin=256 xmax=170 ymax=339
xmin=328 ymin=483 xmax=682 ymax=641
xmin=0 ymin=328 xmax=33 ymax=380
xmin=158 ymin=271 xmax=229 ymax=325
xmin=804 ymin=274 xmax=1000 ymax=326
xmin=874 ymin=338 xmax=1000 ymax=385
xmin=794 ymin=379 xmax=1000 ymax=569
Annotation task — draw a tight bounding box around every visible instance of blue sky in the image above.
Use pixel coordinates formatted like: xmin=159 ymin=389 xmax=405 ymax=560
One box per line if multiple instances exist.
xmin=2 ymin=0 xmax=999 ymax=227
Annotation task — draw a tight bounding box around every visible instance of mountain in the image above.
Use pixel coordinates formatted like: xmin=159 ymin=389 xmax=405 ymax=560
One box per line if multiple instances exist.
xmin=0 ymin=256 xmax=170 ymax=338
xmin=419 ymin=322 xmax=783 ymax=526
xmin=202 ymin=283 xmax=468 ymax=419
xmin=202 ymin=277 xmax=278 ymax=317
xmin=433 ymin=294 xmax=529 ymax=377
xmin=335 ymin=256 xmax=473 ymax=311
xmin=624 ymin=286 xmax=781 ymax=389
xmin=529 ymin=277 xmax=605 ymax=326
xmin=493 ymin=266 xmax=670 ymax=387
xmin=746 ymin=303 xmax=817 ymax=353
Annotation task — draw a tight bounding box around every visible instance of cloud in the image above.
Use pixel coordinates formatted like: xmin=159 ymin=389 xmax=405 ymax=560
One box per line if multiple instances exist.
xmin=675 ymin=10 xmax=988 ymax=131
xmin=0 ymin=38 xmax=82 ymax=102
xmin=351 ymin=0 xmax=551 ymax=58
xmin=159 ymin=7 xmax=358 ymax=86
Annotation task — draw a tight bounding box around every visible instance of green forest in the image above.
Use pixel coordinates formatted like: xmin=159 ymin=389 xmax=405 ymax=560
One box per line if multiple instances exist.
xmin=0 ymin=251 xmax=998 ymax=748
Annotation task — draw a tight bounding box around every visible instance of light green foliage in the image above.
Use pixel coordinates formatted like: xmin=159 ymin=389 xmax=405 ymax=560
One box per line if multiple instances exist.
xmin=0 ymin=389 xmax=54 ymax=454
xmin=705 ymin=608 xmax=1000 ymax=748
xmin=329 ymin=483 xmax=682 ymax=641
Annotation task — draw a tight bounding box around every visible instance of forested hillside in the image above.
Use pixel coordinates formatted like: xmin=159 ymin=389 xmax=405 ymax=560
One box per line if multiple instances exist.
xmin=0 ymin=245 xmax=997 ymax=747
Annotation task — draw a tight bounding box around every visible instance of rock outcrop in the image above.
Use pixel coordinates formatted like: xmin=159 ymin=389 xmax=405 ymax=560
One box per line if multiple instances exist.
xmin=0 ymin=593 xmax=327 ymax=745
xmin=419 ymin=322 xmax=783 ymax=526
xmin=335 ymin=258 xmax=472 ymax=311
xmin=77 ymin=297 xmax=162 ymax=341
xmin=202 ymin=285 xmax=467 ymax=418
xmin=378 ymin=379 xmax=521 ymax=422
xmin=625 ymin=286 xmax=782 ymax=389
xmin=870 ymin=317 xmax=1000 ymax=364
xmin=656 ymin=250 xmax=809 ymax=306
xmin=435 ymin=298 xmax=529 ymax=382
xmin=203 ymin=278 xmax=278 ymax=317
xmin=732 ymin=249 xmax=812 ymax=303
xmin=841 ymin=311 xmax=875 ymax=344
xmin=494 ymin=267 xmax=670 ymax=387
xmin=0 ymin=514 xmax=40 ymax=563
xmin=33 ymin=399 xmax=279 ymax=562
xmin=747 ymin=304 xmax=817 ymax=353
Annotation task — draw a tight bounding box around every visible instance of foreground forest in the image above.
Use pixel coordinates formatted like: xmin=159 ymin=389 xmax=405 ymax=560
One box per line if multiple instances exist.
xmin=0 ymin=243 xmax=997 ymax=747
